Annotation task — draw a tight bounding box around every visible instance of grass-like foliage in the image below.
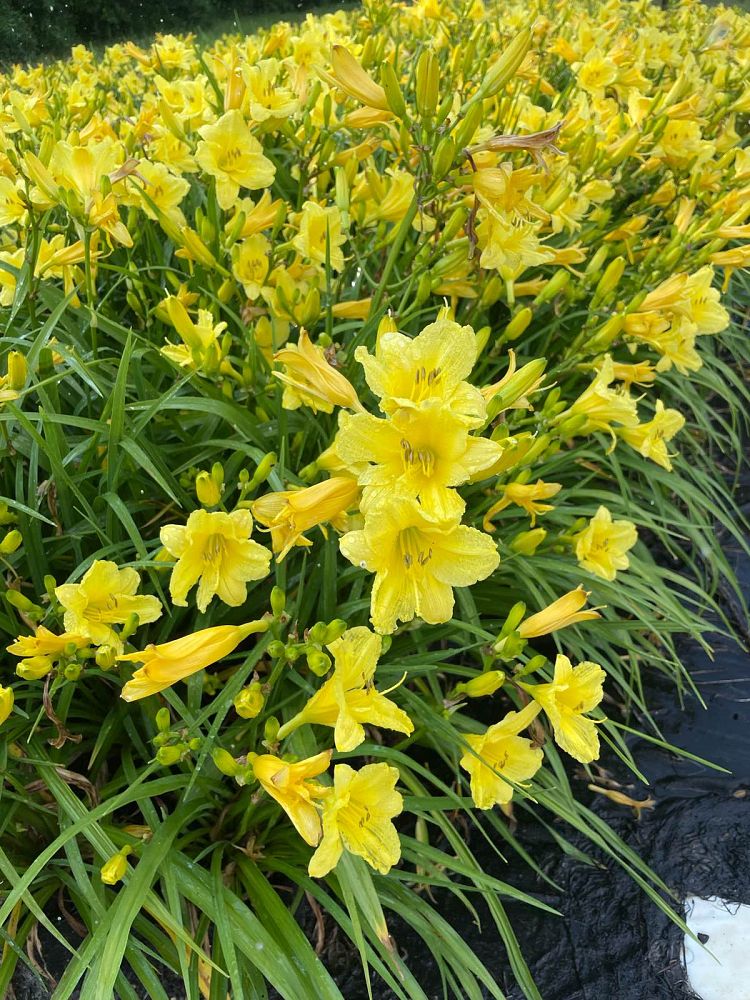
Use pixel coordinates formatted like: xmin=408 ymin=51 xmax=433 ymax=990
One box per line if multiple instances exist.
xmin=1 ymin=1 xmax=750 ymax=997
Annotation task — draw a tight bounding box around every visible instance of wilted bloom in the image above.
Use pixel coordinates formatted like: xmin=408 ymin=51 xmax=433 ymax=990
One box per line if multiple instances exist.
xmin=617 ymin=400 xmax=686 ymax=470
xmin=119 ymin=621 xmax=268 ymax=701
xmin=308 ymin=763 xmax=403 ymax=877
xmin=518 ymin=586 xmax=601 ymax=638
xmin=340 ymin=495 xmax=499 ymax=634
xmin=0 ymin=685 xmax=13 ymax=727
xmin=252 ymin=477 xmax=359 ymax=559
xmin=459 ymin=701 xmax=543 ymax=808
xmin=55 ymin=561 xmax=162 ymax=649
xmin=483 ymin=479 xmax=562 ymax=530
xmin=521 ymin=654 xmax=606 ymax=763
xmin=160 ymin=509 xmax=271 ymax=613
xmin=100 ymin=846 xmax=132 ymax=885
xmin=276 ymin=626 xmax=413 ymax=750
xmin=274 ymin=330 xmax=362 ymax=413
xmin=574 ymin=506 xmax=638 ymax=581
xmin=195 ymin=110 xmax=275 ymax=210
xmin=252 ymin=750 xmax=332 ymax=846
xmin=7 ymin=625 xmax=89 ymax=659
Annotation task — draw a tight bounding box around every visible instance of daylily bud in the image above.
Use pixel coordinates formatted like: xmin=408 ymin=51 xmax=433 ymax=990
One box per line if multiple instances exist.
xmin=156 ymin=707 xmax=171 ymax=733
xmin=433 ymin=136 xmax=456 ymax=180
xmin=592 ymin=256 xmax=626 ymax=302
xmin=249 ymin=452 xmax=277 ymax=490
xmin=0 ymin=685 xmax=14 ymax=727
xmin=16 ymin=655 xmax=54 ymax=679
xmin=6 ymin=352 xmax=27 ymax=390
xmin=100 ymin=846 xmax=132 ymax=886
xmin=485 ymin=358 xmax=547 ymax=418
xmin=584 ymin=246 xmax=610 ymax=276
xmin=270 ymin=586 xmax=286 ymax=618
xmin=264 ymin=716 xmax=280 ymax=743
xmin=195 ymin=471 xmax=221 ymax=508
xmin=415 ymin=49 xmax=440 ymax=119
xmin=307 ymin=650 xmax=332 ymax=676
xmin=533 ymin=270 xmax=570 ymax=305
xmin=213 ymin=748 xmax=243 ymax=777
xmin=509 ymin=527 xmax=547 ymax=555
xmin=452 ymin=101 xmax=483 ymax=150
xmin=6 ymin=590 xmax=42 ymax=615
xmin=0 ymin=530 xmax=22 ymax=554
xmin=95 ymin=645 xmax=117 ymax=670
xmin=380 ymin=61 xmax=407 ymax=119
xmin=234 ymin=682 xmax=265 ymax=719
xmin=156 ymin=745 xmax=184 ymax=766
xmin=476 ymin=27 xmax=532 ymax=99
xmin=503 ymin=307 xmax=533 ymax=341
xmin=453 ymin=670 xmax=506 ymax=698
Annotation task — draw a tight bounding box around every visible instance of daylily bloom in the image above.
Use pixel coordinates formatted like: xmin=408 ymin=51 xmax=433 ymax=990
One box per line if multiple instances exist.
xmin=559 ymin=357 xmax=639 ymax=437
xmin=340 ymin=495 xmax=500 ymax=634
xmin=252 ymin=750 xmax=332 ymax=846
xmin=7 ymin=625 xmax=89 ymax=658
xmin=521 ymin=654 xmax=606 ymax=763
xmin=483 ymin=479 xmax=562 ymax=530
xmin=518 ymin=586 xmax=601 ymax=638
xmin=574 ymin=506 xmax=638 ymax=581
xmin=232 ymin=233 xmax=270 ymax=299
xmin=195 ymin=109 xmax=275 ymax=210
xmin=336 ymin=403 xmax=502 ymax=520
xmin=292 ymin=201 xmax=346 ymax=272
xmin=459 ymin=701 xmax=543 ymax=808
xmin=320 ymin=46 xmax=391 ymax=112
xmin=160 ymin=509 xmax=272 ymax=613
xmin=274 ymin=330 xmax=362 ymax=413
xmin=276 ymin=626 xmax=413 ymax=750
xmin=617 ymin=400 xmax=686 ymax=470
xmin=161 ymin=296 xmax=226 ymax=375
xmin=119 ymin=620 xmax=268 ymax=701
xmin=55 ymin=561 xmax=162 ymax=649
xmin=354 ymin=317 xmax=485 ymax=425
xmin=252 ymin=477 xmax=359 ymax=559
xmin=308 ymin=763 xmax=403 ymax=877
xmin=0 ymin=685 xmax=13 ymax=727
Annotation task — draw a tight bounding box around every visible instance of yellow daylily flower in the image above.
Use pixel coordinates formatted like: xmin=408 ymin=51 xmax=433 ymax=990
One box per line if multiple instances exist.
xmin=483 ymin=479 xmax=562 ymax=531
xmin=574 ymin=505 xmax=638 ymax=582
xmin=195 ymin=109 xmax=275 ymax=211
xmin=55 ymin=560 xmax=162 ymax=648
xmin=119 ymin=620 xmax=268 ymax=701
xmin=559 ymin=356 xmax=639 ymax=437
xmin=336 ymin=403 xmax=502 ymax=520
xmin=161 ymin=296 xmax=226 ymax=375
xmin=274 ymin=330 xmax=362 ymax=414
xmin=0 ymin=685 xmax=13 ymax=727
xmin=160 ymin=509 xmax=272 ymax=613
xmin=617 ymin=400 xmax=686 ymax=470
xmin=292 ymin=201 xmax=346 ymax=272
xmin=251 ymin=476 xmax=360 ymax=560
xmin=252 ymin=750 xmax=332 ymax=847
xmin=231 ymin=233 xmax=270 ymax=299
xmin=276 ymin=626 xmax=413 ymax=750
xmin=340 ymin=495 xmax=500 ymax=634
xmin=308 ymin=762 xmax=403 ymax=877
xmin=518 ymin=586 xmax=601 ymax=638
xmin=354 ymin=318 xmax=485 ymax=425
xmin=460 ymin=701 xmax=543 ymax=809
xmin=7 ymin=625 xmax=89 ymax=658
xmin=521 ymin=654 xmax=606 ymax=764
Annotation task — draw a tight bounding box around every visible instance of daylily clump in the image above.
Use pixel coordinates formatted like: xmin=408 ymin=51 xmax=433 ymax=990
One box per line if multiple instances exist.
xmin=0 ymin=0 xmax=748 ymax=994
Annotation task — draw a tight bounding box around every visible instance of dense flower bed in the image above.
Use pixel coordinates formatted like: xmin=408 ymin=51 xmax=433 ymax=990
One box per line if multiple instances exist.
xmin=0 ymin=0 xmax=749 ymax=995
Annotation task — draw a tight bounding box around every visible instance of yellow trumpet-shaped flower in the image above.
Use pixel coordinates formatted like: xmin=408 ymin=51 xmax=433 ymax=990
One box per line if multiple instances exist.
xmin=119 ymin=620 xmax=268 ymax=701
xmin=276 ymin=626 xmax=413 ymax=750
xmin=252 ymin=750 xmax=332 ymax=847
xmin=321 ymin=46 xmax=391 ymax=112
xmin=340 ymin=495 xmax=500 ymax=634
xmin=521 ymin=654 xmax=606 ymax=764
xmin=160 ymin=509 xmax=272 ymax=613
xmin=617 ymin=400 xmax=686 ymax=471
xmin=251 ymin=477 xmax=360 ymax=560
xmin=274 ymin=330 xmax=363 ymax=414
xmin=161 ymin=296 xmax=227 ymax=375
xmin=0 ymin=685 xmax=13 ymax=727
xmin=309 ymin=762 xmax=403 ymax=877
xmin=483 ymin=479 xmax=562 ymax=531
xmin=7 ymin=625 xmax=89 ymax=658
xmin=55 ymin=561 xmax=162 ymax=649
xmin=354 ymin=318 xmax=485 ymax=425
xmin=292 ymin=201 xmax=346 ymax=272
xmin=232 ymin=233 xmax=270 ymax=300
xmin=518 ymin=586 xmax=601 ymax=638
xmin=196 ymin=109 xmax=275 ymax=211
xmin=336 ymin=403 xmax=502 ymax=520
xmin=560 ymin=356 xmax=639 ymax=437
xmin=574 ymin=506 xmax=638 ymax=582
xmin=459 ymin=701 xmax=543 ymax=809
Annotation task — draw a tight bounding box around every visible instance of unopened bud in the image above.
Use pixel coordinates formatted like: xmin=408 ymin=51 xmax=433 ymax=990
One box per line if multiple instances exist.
xmin=195 ymin=470 xmax=221 ymax=508
xmin=453 ymin=670 xmax=506 ymax=698
xmin=476 ymin=27 xmax=532 ymax=99
xmin=156 ymin=745 xmax=184 ymax=766
xmin=95 ymin=645 xmax=117 ymax=670
xmin=234 ymin=682 xmax=265 ymax=719
xmin=0 ymin=530 xmax=22 ymax=554
xmin=509 ymin=527 xmax=547 ymax=555
xmin=415 ymin=49 xmax=440 ymax=119
xmin=380 ymin=61 xmax=407 ymax=118
xmin=592 ymin=256 xmax=626 ymax=302
xmin=503 ymin=307 xmax=533 ymax=342
xmin=6 ymin=351 xmax=27 ymax=390
xmin=270 ymin=586 xmax=286 ymax=618
xmin=307 ymin=650 xmax=332 ymax=676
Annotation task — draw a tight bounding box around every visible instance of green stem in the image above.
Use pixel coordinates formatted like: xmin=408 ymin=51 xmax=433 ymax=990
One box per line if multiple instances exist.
xmin=370 ymin=194 xmax=419 ymax=315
